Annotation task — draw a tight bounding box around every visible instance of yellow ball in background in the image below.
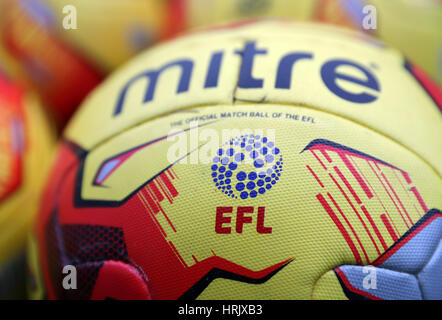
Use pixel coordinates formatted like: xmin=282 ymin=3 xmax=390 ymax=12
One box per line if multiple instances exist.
xmin=367 ymin=0 xmax=442 ymax=85
xmin=183 ymin=0 xmax=442 ymax=84
xmin=0 ymin=73 xmax=55 ymax=299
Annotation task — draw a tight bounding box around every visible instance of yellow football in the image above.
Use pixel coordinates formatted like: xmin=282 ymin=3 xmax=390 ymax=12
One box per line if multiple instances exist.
xmin=32 ymin=21 xmax=441 ymax=300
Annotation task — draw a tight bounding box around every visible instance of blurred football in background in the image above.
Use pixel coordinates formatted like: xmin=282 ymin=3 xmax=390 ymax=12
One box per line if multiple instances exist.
xmin=0 ymin=72 xmax=54 ymax=299
xmin=339 ymin=0 xmax=441 ymax=85
xmin=0 ymin=0 xmax=179 ymax=124
xmin=184 ymin=0 xmax=441 ymax=84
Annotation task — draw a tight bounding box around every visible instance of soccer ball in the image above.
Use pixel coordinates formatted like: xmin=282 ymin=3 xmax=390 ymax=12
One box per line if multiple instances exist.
xmin=0 ymin=72 xmax=54 ymax=299
xmin=32 ymin=21 xmax=441 ymax=299
xmin=0 ymin=0 xmax=176 ymax=124
xmin=185 ymin=0 xmax=442 ymax=84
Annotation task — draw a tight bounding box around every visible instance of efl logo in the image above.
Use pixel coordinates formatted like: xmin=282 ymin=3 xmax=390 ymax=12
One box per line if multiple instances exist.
xmin=215 ymin=206 xmax=272 ymax=234
xmin=213 ymin=135 xmax=280 ymax=235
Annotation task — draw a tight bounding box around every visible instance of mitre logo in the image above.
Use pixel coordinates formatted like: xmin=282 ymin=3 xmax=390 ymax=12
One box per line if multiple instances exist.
xmin=113 ymin=40 xmax=380 ymax=117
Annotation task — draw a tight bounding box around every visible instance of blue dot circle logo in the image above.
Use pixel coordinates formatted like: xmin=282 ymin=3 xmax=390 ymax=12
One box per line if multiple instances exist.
xmin=211 ymin=135 xmax=283 ymax=199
